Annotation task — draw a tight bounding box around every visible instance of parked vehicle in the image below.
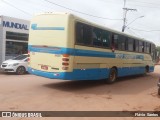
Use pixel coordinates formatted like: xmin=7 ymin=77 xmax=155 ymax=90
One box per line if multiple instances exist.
xmin=1 ymin=54 xmax=28 ymax=75
xmin=28 ymin=12 xmax=155 ymax=83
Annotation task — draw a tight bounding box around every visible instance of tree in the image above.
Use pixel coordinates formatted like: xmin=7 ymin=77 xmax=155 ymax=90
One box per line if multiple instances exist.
xmin=156 ymin=46 xmax=160 ymax=53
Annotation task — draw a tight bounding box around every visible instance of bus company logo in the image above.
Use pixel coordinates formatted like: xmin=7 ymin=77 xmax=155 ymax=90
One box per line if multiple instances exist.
xmin=116 ymin=54 xmax=137 ymax=59
xmin=1 ymin=112 xmax=42 ymax=117
xmin=3 ymin=21 xmax=29 ymax=30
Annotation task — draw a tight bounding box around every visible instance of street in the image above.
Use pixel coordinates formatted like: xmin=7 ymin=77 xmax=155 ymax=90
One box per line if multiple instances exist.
xmin=0 ymin=66 xmax=160 ymax=119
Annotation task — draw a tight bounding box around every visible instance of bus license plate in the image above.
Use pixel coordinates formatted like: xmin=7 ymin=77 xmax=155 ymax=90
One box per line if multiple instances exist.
xmin=41 ymin=65 xmax=48 ymax=70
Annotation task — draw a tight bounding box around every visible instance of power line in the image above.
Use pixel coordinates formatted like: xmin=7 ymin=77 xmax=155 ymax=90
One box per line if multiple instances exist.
xmin=128 ymin=0 xmax=160 ymax=6
xmin=127 ymin=29 xmax=141 ymax=37
xmin=100 ymin=0 xmax=160 ymax=9
xmin=43 ymin=0 xmax=122 ymax=20
xmin=127 ymin=3 xmax=160 ymax=9
xmin=129 ymin=27 xmax=160 ymax=32
xmin=1 ymin=0 xmax=32 ymax=16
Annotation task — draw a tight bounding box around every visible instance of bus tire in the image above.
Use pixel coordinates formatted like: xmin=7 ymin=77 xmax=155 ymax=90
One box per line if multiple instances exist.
xmin=144 ymin=66 xmax=149 ymax=74
xmin=107 ymin=68 xmax=117 ymax=84
xmin=16 ymin=66 xmax=26 ymax=75
xmin=158 ymin=88 xmax=160 ymax=95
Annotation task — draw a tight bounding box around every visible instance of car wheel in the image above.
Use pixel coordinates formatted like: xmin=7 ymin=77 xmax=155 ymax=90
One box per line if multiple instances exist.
xmin=107 ymin=68 xmax=117 ymax=84
xmin=16 ymin=66 xmax=26 ymax=75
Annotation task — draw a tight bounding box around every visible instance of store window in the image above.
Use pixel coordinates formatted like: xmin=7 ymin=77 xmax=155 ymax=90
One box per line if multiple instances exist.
xmin=5 ymin=41 xmax=28 ymax=59
xmin=6 ymin=31 xmax=29 ymax=41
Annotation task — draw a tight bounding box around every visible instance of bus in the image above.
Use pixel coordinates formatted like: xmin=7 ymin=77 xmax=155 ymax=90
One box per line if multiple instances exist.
xmin=28 ymin=12 xmax=156 ymax=83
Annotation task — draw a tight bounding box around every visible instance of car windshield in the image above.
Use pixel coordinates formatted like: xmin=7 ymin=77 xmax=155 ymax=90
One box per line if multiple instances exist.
xmin=13 ymin=55 xmax=28 ymax=60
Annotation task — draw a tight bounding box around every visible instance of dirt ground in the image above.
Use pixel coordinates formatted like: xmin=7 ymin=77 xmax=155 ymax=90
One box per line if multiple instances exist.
xmin=0 ymin=65 xmax=160 ymax=120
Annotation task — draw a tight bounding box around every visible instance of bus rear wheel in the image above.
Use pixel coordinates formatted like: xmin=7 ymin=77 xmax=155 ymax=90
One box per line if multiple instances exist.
xmin=144 ymin=66 xmax=149 ymax=74
xmin=107 ymin=68 xmax=117 ymax=84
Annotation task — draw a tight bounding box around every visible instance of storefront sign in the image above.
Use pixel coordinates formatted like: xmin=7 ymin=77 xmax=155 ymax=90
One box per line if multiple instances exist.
xmin=3 ymin=21 xmax=29 ymax=30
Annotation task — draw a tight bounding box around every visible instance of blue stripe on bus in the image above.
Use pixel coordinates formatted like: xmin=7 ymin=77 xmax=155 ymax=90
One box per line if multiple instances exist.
xmin=28 ymin=45 xmax=115 ymax=58
xmin=31 ymin=24 xmax=65 ymax=30
xmin=28 ymin=45 xmax=144 ymax=59
xmin=28 ymin=66 xmax=154 ymax=80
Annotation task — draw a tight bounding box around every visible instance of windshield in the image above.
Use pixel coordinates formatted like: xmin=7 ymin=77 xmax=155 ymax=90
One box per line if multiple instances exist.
xmin=13 ymin=55 xmax=28 ymax=60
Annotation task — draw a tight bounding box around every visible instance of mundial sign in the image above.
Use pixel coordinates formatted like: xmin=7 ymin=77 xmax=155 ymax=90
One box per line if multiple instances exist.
xmin=3 ymin=21 xmax=29 ymax=30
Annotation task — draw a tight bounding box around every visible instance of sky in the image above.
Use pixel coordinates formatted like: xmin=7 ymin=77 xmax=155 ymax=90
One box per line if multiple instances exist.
xmin=0 ymin=0 xmax=160 ymax=46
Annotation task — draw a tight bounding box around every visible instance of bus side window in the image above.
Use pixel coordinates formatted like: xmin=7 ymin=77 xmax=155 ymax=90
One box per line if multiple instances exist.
xmin=111 ymin=34 xmax=118 ymax=50
xmin=118 ymin=35 xmax=125 ymax=51
xmin=83 ymin=25 xmax=92 ymax=46
xmin=76 ymin=22 xmax=92 ymax=46
xmin=92 ymin=28 xmax=102 ymax=47
xmin=125 ymin=38 xmax=128 ymax=51
xmin=139 ymin=41 xmax=144 ymax=52
xmin=144 ymin=42 xmax=147 ymax=53
xmin=76 ymin=23 xmax=83 ymax=45
xmin=146 ymin=43 xmax=151 ymax=53
xmin=149 ymin=43 xmax=151 ymax=54
xmin=128 ymin=38 xmax=134 ymax=51
xmin=135 ymin=40 xmax=139 ymax=52
xmin=102 ymin=30 xmax=110 ymax=48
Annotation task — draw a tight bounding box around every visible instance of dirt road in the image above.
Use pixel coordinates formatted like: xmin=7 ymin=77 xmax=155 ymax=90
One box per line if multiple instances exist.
xmin=0 ymin=66 xmax=160 ymax=119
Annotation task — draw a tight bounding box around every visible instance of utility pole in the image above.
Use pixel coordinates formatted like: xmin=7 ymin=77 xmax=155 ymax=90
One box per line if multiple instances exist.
xmin=122 ymin=0 xmax=137 ymax=32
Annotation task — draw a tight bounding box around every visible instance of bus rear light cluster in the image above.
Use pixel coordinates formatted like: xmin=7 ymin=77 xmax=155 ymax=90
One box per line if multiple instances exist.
xmin=62 ymin=54 xmax=70 ymax=70
xmin=62 ymin=67 xmax=68 ymax=70
xmin=63 ymin=54 xmax=70 ymax=57
xmin=62 ymin=62 xmax=69 ymax=66
xmin=62 ymin=58 xmax=69 ymax=61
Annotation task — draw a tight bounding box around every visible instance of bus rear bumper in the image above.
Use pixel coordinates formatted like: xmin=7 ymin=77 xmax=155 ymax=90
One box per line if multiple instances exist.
xmin=28 ymin=67 xmax=109 ymax=80
xmin=28 ymin=67 xmax=67 ymax=79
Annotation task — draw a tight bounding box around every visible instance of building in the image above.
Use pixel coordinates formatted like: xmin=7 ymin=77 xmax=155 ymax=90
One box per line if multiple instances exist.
xmin=0 ymin=16 xmax=30 ymax=64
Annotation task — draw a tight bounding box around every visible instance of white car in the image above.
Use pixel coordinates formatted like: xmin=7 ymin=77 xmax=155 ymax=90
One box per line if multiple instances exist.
xmin=1 ymin=54 xmax=29 ymax=75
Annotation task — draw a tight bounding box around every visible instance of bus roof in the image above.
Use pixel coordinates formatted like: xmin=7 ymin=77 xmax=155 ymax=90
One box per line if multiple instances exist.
xmin=35 ymin=12 xmax=155 ymax=45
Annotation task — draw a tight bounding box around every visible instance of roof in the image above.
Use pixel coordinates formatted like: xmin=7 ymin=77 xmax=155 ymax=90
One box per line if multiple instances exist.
xmin=35 ymin=12 xmax=155 ymax=45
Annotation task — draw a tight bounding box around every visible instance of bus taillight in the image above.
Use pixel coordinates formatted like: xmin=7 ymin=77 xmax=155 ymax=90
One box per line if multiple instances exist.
xmin=63 ymin=54 xmax=70 ymax=57
xmin=62 ymin=67 xmax=68 ymax=70
xmin=62 ymin=58 xmax=69 ymax=61
xmin=62 ymin=62 xmax=69 ymax=66
xmin=62 ymin=54 xmax=69 ymax=70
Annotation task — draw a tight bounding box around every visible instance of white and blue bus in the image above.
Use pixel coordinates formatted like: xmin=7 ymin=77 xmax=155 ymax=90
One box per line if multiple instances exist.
xmin=28 ymin=12 xmax=156 ymax=83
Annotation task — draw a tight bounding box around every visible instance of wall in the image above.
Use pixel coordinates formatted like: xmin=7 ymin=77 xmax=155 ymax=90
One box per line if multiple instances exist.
xmin=0 ymin=16 xmax=30 ymax=64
